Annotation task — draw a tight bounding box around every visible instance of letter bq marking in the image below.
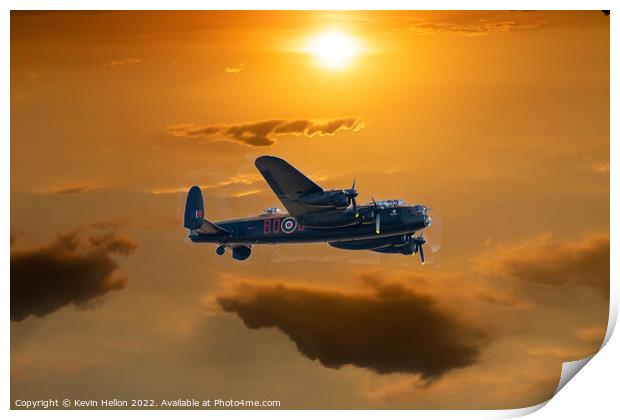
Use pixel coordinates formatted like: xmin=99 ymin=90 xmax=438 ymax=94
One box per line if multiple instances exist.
xmin=263 ymin=219 xmax=271 ymax=234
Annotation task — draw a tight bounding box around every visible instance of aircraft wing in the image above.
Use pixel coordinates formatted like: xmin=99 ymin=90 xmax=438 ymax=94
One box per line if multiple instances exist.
xmin=255 ymin=156 xmax=324 ymax=217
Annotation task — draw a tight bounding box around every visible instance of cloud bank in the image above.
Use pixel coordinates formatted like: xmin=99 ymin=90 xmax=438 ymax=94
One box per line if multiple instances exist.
xmin=478 ymin=233 xmax=609 ymax=298
xmin=11 ymin=230 xmax=138 ymax=321
xmin=216 ymin=276 xmax=490 ymax=379
xmin=166 ymin=117 xmax=365 ymax=147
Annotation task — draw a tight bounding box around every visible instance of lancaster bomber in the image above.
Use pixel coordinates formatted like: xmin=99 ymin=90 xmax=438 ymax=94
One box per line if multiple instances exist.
xmin=183 ymin=156 xmax=432 ymax=262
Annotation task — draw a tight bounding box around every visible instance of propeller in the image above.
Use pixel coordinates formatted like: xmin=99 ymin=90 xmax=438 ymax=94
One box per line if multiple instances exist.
xmin=423 ymin=207 xmax=443 ymax=255
xmin=344 ymin=177 xmax=359 ymax=218
xmin=418 ymin=237 xmax=426 ymax=264
xmin=410 ymin=234 xmax=426 ymax=264
xmin=371 ymin=196 xmax=381 ymax=234
xmin=423 ymin=210 xmax=442 ymax=266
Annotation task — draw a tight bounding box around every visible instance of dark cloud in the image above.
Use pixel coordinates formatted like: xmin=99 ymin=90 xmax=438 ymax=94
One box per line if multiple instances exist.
xmin=478 ymin=233 xmax=609 ymax=298
xmin=10 ymin=230 xmax=138 ymax=321
xmin=215 ymin=276 xmax=490 ymax=379
xmin=165 ymin=117 xmax=365 ymax=147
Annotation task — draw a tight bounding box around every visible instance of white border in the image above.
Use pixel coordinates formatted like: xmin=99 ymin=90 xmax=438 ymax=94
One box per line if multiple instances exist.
xmin=3 ymin=1 xmax=616 ymax=419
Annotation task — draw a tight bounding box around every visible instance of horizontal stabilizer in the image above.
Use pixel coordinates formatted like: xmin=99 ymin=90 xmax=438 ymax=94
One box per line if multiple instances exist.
xmin=196 ymin=219 xmax=228 ymax=235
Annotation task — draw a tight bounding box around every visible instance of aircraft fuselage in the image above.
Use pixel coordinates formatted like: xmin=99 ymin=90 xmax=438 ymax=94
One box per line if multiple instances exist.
xmin=189 ymin=204 xmax=429 ymax=245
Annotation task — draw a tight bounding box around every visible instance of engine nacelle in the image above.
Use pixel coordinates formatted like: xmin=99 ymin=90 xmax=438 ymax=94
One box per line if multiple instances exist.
xmin=299 ymin=190 xmax=350 ymax=209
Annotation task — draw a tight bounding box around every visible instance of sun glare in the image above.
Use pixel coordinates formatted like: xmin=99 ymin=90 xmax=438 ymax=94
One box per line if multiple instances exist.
xmin=306 ymin=30 xmax=361 ymax=70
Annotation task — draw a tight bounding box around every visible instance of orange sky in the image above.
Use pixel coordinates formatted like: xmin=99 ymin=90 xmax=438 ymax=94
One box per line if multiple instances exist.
xmin=11 ymin=10 xmax=609 ymax=409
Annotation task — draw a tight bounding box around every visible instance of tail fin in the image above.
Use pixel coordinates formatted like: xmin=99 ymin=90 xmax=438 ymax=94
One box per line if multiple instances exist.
xmin=184 ymin=186 xmax=229 ymax=235
xmin=184 ymin=186 xmax=205 ymax=230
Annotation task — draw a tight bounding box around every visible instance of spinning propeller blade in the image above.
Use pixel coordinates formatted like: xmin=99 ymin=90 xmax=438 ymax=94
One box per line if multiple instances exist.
xmin=370 ymin=196 xmax=382 ymax=233
xmin=412 ymin=234 xmax=426 ymax=264
xmin=345 ymin=177 xmax=359 ymax=218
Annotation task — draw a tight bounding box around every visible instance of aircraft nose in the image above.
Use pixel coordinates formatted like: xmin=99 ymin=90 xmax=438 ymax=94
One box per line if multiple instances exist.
xmin=424 ymin=214 xmax=432 ymax=227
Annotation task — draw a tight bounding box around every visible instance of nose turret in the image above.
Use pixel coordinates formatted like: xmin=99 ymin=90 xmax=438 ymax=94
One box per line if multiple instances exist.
xmin=412 ymin=204 xmax=432 ymax=228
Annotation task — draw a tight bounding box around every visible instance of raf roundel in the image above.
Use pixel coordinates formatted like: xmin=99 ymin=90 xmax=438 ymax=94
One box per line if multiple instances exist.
xmin=281 ymin=217 xmax=298 ymax=234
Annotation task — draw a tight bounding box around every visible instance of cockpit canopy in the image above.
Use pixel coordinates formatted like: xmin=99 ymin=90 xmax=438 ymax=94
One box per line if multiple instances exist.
xmin=260 ymin=207 xmax=282 ymax=216
xmin=373 ymin=199 xmax=407 ymax=208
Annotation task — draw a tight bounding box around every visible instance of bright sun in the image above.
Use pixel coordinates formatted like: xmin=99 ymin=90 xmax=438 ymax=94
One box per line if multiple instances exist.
xmin=306 ymin=30 xmax=361 ymax=70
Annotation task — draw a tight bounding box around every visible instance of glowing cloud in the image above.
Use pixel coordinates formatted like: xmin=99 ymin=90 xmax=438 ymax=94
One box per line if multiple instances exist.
xmin=166 ymin=117 xmax=365 ymax=146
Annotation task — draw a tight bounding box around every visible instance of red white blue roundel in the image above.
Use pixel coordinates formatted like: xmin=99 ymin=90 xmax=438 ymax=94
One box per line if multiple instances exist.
xmin=281 ymin=217 xmax=298 ymax=233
